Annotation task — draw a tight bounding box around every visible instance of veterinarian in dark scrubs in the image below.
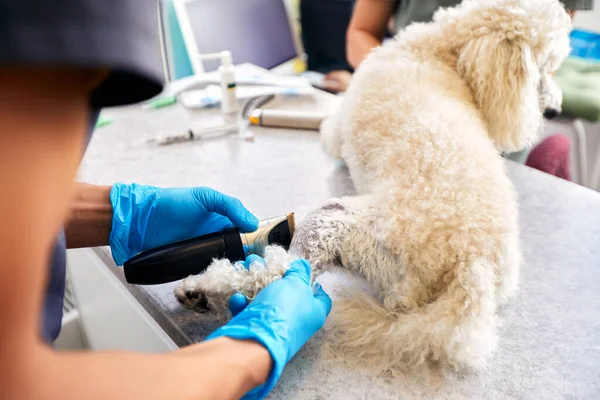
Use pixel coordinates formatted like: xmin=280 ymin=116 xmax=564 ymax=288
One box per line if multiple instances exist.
xmin=0 ymin=1 xmax=330 ymax=399
xmin=346 ymin=0 xmax=594 ymax=162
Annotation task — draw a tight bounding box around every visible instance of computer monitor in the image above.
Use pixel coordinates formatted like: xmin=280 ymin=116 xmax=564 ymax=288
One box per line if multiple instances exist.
xmin=174 ymin=0 xmax=300 ymax=73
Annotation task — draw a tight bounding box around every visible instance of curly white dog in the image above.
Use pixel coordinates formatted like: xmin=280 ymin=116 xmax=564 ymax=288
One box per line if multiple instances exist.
xmin=175 ymin=0 xmax=572 ymax=371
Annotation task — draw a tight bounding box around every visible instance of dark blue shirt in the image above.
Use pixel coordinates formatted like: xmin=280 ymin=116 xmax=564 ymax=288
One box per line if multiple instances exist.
xmin=42 ymin=111 xmax=99 ymax=342
xmin=44 ymin=232 xmax=68 ymax=342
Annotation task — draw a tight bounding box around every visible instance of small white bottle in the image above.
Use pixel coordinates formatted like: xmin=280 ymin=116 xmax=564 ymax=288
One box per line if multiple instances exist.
xmin=218 ymin=51 xmax=238 ymax=115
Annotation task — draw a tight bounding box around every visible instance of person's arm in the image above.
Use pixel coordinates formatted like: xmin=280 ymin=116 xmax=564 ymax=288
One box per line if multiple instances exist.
xmin=64 ymin=183 xmax=112 ymax=248
xmin=0 ymin=68 xmax=272 ymax=400
xmin=346 ymin=0 xmax=398 ymax=69
xmin=37 ymin=337 xmax=271 ymax=400
xmin=65 ymin=182 xmax=260 ymax=262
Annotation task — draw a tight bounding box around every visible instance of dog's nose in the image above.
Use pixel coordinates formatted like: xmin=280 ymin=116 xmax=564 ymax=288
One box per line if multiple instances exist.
xmin=544 ymin=108 xmax=560 ymax=119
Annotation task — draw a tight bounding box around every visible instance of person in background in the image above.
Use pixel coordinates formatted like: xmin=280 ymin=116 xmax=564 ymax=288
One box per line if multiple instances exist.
xmin=347 ymin=0 xmax=592 ymax=69
xmin=0 ymin=1 xmax=330 ymax=399
xmin=346 ymin=0 xmax=594 ymax=163
xmin=299 ymin=0 xmax=360 ymax=92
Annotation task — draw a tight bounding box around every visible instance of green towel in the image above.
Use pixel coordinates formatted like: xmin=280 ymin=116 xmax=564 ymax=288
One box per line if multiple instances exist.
xmin=555 ymin=57 xmax=600 ymax=122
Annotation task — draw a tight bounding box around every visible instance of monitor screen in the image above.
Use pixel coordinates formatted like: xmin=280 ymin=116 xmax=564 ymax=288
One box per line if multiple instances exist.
xmin=184 ymin=0 xmax=298 ymax=71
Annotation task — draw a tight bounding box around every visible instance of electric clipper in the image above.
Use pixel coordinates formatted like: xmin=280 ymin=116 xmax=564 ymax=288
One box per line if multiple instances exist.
xmin=123 ymin=213 xmax=295 ymax=285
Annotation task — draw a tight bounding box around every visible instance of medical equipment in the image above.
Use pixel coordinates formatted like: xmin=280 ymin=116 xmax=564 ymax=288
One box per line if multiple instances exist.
xmin=196 ymin=51 xmax=238 ymax=114
xmin=146 ymin=94 xmax=274 ymax=145
xmin=147 ymin=124 xmax=240 ymax=146
xmin=161 ymin=67 xmax=312 ymax=99
xmin=249 ymin=109 xmax=326 ymax=131
xmin=178 ymin=85 xmax=313 ymax=109
xmin=123 ymin=213 xmax=296 ymax=285
xmin=173 ymin=0 xmax=300 ymax=74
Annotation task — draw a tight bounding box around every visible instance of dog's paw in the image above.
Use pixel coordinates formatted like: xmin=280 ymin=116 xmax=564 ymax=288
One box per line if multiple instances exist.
xmin=173 ymin=275 xmax=211 ymax=313
xmin=173 ymin=248 xmax=295 ymax=317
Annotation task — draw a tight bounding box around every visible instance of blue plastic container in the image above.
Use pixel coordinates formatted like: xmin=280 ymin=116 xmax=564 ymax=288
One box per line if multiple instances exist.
xmin=569 ymin=29 xmax=600 ymax=61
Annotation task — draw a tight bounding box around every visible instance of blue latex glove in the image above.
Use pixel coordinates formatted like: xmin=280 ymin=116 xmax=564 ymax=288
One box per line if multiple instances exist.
xmin=207 ymin=257 xmax=332 ymax=400
xmin=109 ymin=183 xmax=258 ymax=265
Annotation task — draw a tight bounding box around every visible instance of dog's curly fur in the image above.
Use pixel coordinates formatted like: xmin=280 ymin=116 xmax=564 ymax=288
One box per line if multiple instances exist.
xmin=175 ymin=0 xmax=572 ymax=371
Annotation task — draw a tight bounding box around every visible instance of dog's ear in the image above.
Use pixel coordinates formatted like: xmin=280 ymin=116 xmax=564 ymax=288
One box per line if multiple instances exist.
xmin=458 ymin=32 xmax=541 ymax=152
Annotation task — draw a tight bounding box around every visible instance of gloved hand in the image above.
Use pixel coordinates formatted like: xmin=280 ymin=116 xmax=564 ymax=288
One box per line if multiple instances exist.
xmin=109 ymin=183 xmax=258 ymax=265
xmin=207 ymin=256 xmax=332 ymax=400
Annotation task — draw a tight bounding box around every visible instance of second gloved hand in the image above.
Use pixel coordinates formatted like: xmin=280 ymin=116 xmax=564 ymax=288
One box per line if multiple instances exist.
xmin=207 ymin=257 xmax=332 ymax=400
xmin=109 ymin=183 xmax=258 ymax=265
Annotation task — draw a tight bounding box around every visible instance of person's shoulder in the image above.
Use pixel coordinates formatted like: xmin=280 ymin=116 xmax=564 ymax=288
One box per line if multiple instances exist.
xmin=0 ymin=0 xmax=164 ymax=107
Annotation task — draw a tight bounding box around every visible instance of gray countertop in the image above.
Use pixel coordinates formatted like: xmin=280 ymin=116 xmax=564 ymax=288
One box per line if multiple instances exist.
xmin=79 ymin=93 xmax=600 ymax=399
